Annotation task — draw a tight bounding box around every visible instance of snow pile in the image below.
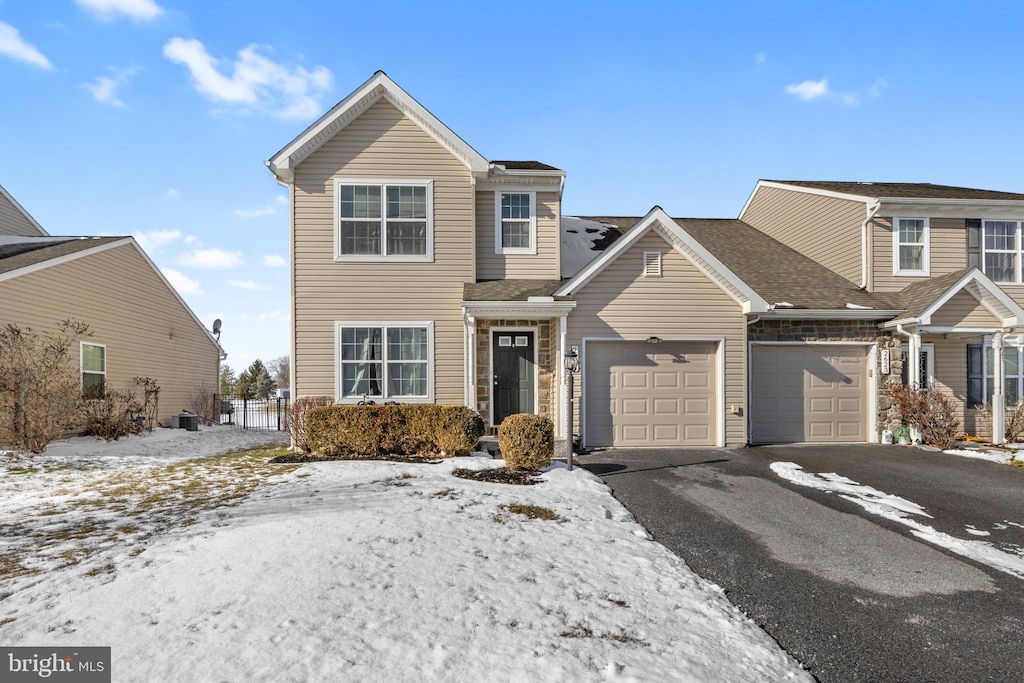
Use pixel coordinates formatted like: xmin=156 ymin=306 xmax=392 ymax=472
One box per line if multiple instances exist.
xmin=943 ymin=448 xmax=1020 ymax=465
xmin=561 ymin=216 xmax=617 ymax=278
xmin=0 ymin=432 xmax=811 ymax=682
xmin=772 ymin=462 xmax=1024 ymax=581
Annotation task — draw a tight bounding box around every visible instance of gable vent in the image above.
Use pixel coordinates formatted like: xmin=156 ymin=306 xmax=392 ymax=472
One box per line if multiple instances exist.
xmin=643 ymin=250 xmax=662 ymax=277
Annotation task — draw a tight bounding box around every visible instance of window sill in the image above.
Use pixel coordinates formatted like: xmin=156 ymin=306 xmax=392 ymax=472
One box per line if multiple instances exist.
xmin=335 ymin=396 xmax=433 ymax=404
xmin=496 ymin=247 xmax=538 ymax=256
xmin=893 ymin=270 xmax=929 ymax=277
xmin=334 ymin=255 xmax=434 ymax=263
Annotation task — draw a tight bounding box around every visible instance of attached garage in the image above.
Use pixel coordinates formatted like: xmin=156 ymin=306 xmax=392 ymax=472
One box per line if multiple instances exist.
xmin=751 ymin=344 xmax=870 ymax=444
xmin=585 ymin=340 xmax=720 ymax=448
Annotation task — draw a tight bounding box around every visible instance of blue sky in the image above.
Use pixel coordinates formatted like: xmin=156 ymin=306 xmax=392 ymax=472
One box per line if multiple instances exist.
xmin=2 ymin=0 xmax=1023 ymax=371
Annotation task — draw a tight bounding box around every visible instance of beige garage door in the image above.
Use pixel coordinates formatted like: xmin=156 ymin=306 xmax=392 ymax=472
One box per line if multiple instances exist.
xmin=585 ymin=340 xmax=717 ymax=448
xmin=751 ymin=345 xmax=868 ymax=444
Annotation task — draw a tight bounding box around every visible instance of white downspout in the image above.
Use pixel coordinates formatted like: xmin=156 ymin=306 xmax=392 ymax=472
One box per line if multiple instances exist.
xmin=895 ymin=324 xmax=920 ymax=386
xmin=559 ymin=316 xmax=568 ymax=439
xmin=993 ymin=331 xmax=1005 ymax=445
xmin=465 ymin=314 xmax=476 ymax=410
xmin=861 ymin=200 xmax=881 ymax=290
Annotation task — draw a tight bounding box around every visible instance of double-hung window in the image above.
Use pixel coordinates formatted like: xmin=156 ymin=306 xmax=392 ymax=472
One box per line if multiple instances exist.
xmin=81 ymin=342 xmax=106 ymax=398
xmin=336 ymin=179 xmax=433 ymax=261
xmin=336 ymin=322 xmax=433 ymax=401
xmin=893 ymin=217 xmax=929 ymax=276
xmin=495 ymin=192 xmax=536 ymax=254
xmin=982 ymin=220 xmax=1022 ymax=283
xmin=967 ymin=342 xmax=1024 ymax=407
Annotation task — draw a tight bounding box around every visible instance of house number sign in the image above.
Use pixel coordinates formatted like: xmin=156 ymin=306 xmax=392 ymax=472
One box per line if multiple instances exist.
xmin=880 ymin=349 xmax=890 ymax=375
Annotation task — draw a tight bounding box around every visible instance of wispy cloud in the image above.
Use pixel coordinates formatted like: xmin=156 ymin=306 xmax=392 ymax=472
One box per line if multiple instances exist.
xmin=785 ymin=78 xmax=828 ymax=101
xmin=255 ymin=311 xmax=288 ymax=323
xmin=228 ymin=280 xmax=272 ymax=291
xmin=276 ymin=195 xmax=288 ymax=204
xmin=163 ymin=268 xmax=203 ymax=295
xmin=74 ymin=0 xmax=164 ymax=22
xmin=262 ymin=254 xmax=287 ymax=267
xmin=754 ymin=53 xmax=767 ymax=65
xmin=178 ymin=247 xmax=244 ymax=269
xmin=162 ymin=38 xmax=332 ymax=119
xmin=0 ymin=21 xmax=52 ymax=69
xmin=165 ymin=188 xmax=180 ymax=199
xmin=233 ymin=205 xmax=277 ymax=219
xmin=133 ymin=229 xmax=182 ymax=252
xmin=82 ymin=65 xmax=140 ymax=108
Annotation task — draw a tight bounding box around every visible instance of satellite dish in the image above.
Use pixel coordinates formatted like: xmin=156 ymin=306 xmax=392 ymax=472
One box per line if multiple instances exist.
xmin=212 ymin=319 xmax=222 ymax=340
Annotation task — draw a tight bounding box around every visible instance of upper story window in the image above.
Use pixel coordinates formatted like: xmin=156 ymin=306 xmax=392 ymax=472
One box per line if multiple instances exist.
xmin=81 ymin=342 xmax=106 ymax=398
xmin=495 ymin=192 xmax=537 ymax=255
xmin=335 ymin=179 xmax=433 ymax=262
xmin=982 ymin=220 xmax=1023 ymax=283
xmin=893 ymin=217 xmax=929 ymax=276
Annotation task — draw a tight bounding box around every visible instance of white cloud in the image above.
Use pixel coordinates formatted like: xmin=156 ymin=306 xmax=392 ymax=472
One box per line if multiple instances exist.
xmin=0 ymin=21 xmax=52 ymax=69
xmin=162 ymin=37 xmax=332 ymax=119
xmin=82 ymin=65 xmax=140 ymax=108
xmin=754 ymin=53 xmax=766 ymax=65
xmin=256 ymin=310 xmax=288 ymax=322
xmin=228 ymin=280 xmax=272 ymax=291
xmin=262 ymin=254 xmax=287 ymax=267
xmin=785 ymin=78 xmax=828 ymax=101
xmin=184 ymin=234 xmax=199 ymax=244
xmin=163 ymin=268 xmax=203 ymax=295
xmin=178 ymin=247 xmax=244 ymax=269
xmin=133 ymin=229 xmax=182 ymax=252
xmin=233 ymin=205 xmax=277 ymax=218
xmin=165 ymin=188 xmax=180 ymax=199
xmin=74 ymin=0 xmax=164 ymax=22
xmin=276 ymin=195 xmax=288 ymax=204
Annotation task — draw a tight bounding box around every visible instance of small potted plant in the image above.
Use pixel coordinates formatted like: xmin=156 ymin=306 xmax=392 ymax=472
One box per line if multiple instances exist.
xmin=892 ymin=426 xmax=911 ymax=445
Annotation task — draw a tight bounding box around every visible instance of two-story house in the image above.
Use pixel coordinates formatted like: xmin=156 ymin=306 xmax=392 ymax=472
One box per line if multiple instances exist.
xmin=269 ymin=72 xmax=1024 ymax=449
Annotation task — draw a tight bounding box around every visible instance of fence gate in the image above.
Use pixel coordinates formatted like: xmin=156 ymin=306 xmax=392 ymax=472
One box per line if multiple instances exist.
xmin=219 ymin=394 xmax=290 ymax=431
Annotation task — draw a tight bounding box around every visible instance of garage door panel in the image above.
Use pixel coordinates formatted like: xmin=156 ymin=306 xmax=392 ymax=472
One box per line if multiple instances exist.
xmin=752 ymin=345 xmax=868 ymax=444
xmin=586 ymin=340 xmax=717 ymax=448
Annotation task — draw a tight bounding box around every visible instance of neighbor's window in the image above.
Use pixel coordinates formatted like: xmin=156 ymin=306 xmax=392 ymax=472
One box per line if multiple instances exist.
xmin=982 ymin=220 xmax=1021 ymax=283
xmin=81 ymin=342 xmax=106 ymax=398
xmin=336 ymin=180 xmax=432 ymax=260
xmin=496 ymin=192 xmax=536 ymax=254
xmin=337 ymin=323 xmax=432 ymax=400
xmin=893 ymin=217 xmax=928 ymax=275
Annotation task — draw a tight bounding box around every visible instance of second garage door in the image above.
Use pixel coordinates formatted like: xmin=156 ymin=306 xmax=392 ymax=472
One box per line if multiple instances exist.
xmin=585 ymin=340 xmax=718 ymax=448
xmin=751 ymin=344 xmax=869 ymax=444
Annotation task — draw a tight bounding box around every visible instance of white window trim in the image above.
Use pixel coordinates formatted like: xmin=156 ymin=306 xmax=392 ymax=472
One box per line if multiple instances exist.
xmin=643 ymin=250 xmax=662 ymax=277
xmin=80 ymin=341 xmax=106 ymax=392
xmin=334 ymin=321 xmax=434 ymax=403
xmin=494 ymin=191 xmax=537 ymax=255
xmin=892 ymin=216 xmax=930 ymax=276
xmin=980 ymin=218 xmax=1024 ymax=285
xmin=980 ymin=335 xmax=1024 ymax=404
xmin=333 ymin=178 xmax=434 ymax=263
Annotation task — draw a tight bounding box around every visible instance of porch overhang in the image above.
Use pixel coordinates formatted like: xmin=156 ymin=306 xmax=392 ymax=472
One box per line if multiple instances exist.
xmin=462 ymin=300 xmax=577 ymax=319
xmin=880 ymin=268 xmax=1024 ymax=331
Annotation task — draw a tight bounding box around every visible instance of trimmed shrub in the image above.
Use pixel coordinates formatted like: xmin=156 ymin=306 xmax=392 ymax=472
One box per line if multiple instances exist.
xmin=287 ymin=395 xmax=335 ymax=453
xmin=498 ymin=413 xmax=554 ymax=472
xmin=305 ymin=404 xmax=484 ymax=458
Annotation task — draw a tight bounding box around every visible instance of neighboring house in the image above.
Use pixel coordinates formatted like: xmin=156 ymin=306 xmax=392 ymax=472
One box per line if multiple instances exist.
xmin=268 ymin=72 xmax=1024 ymax=448
xmin=0 ymin=184 xmax=224 ymax=426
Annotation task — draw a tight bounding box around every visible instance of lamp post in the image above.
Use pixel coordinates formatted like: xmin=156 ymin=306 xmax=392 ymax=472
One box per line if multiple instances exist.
xmin=564 ymin=346 xmax=580 ymax=471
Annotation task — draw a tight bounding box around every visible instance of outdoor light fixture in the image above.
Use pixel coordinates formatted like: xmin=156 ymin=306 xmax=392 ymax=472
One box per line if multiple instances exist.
xmin=646 ymin=336 xmax=663 ymax=344
xmin=564 ymin=346 xmax=579 ymax=471
xmin=564 ymin=347 xmax=580 ymax=373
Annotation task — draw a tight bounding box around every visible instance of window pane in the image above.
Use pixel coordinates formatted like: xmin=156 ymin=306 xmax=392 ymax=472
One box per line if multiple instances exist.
xmin=82 ymin=344 xmax=105 ymax=372
xmin=501 ymin=220 xmax=531 ymax=249
xmin=984 ymin=221 xmax=1016 ymax=249
xmin=342 ymin=363 xmax=382 ymax=396
xmin=82 ymin=372 xmax=105 ymax=398
xmin=387 ymin=327 xmax=427 ymax=361
xmin=387 ymin=362 xmax=427 ymax=396
xmin=985 ymin=252 xmax=1016 ymax=281
xmin=1008 ymin=376 xmax=1020 ymax=406
xmin=386 ymin=186 xmax=426 ymax=219
xmin=340 ymin=221 xmax=382 ymax=255
xmin=898 ymin=219 xmax=924 ymax=243
xmin=340 ymin=185 xmax=381 ymax=219
xmin=501 ymin=193 xmax=531 ymax=220
xmin=386 ymin=222 xmax=427 ymax=255
xmin=340 ymin=327 xmax=382 ymax=361
xmin=899 ymin=245 xmax=923 ymax=271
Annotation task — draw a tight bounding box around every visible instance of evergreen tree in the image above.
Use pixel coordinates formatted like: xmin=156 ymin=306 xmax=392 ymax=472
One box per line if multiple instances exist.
xmin=238 ymin=359 xmax=275 ymax=399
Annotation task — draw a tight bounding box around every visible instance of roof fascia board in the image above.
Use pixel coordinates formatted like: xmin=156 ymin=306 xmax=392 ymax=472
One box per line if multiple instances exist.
xmin=0 ymin=238 xmax=129 ymax=284
xmin=268 ymin=72 xmax=489 ymax=178
xmin=0 ymin=184 xmax=48 ymax=236
xmin=879 ymin=199 xmax=1024 ymax=217
xmin=491 ymin=168 xmax=566 ymax=177
xmin=917 ymin=269 xmax=1024 ymax=326
xmin=461 ymin=301 xmax=577 ymax=318
xmin=739 ymin=180 xmax=873 ymax=218
xmin=758 ymin=309 xmax=905 ymax=320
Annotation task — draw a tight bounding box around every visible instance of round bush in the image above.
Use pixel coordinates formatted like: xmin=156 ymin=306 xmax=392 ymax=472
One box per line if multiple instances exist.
xmin=498 ymin=414 xmax=554 ymax=471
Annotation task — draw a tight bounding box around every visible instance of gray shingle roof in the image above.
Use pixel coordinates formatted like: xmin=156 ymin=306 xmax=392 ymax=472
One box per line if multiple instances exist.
xmin=491 ymin=160 xmax=562 ymax=172
xmin=463 ymin=279 xmax=568 ymax=302
xmin=768 ymin=180 xmax=1024 ymax=201
xmin=0 ymin=237 xmax=127 ymax=276
xmin=894 ymin=267 xmax=974 ymax=319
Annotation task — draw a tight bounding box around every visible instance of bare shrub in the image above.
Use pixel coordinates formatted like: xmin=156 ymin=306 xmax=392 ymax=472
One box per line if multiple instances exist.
xmin=0 ymin=320 xmax=89 ymax=453
xmin=83 ymin=389 xmax=144 ymax=441
xmin=975 ymin=400 xmax=1024 ymax=443
xmin=133 ymin=377 xmax=159 ymax=431
xmin=287 ymin=396 xmax=335 ymax=452
xmin=189 ymin=382 xmax=218 ymax=426
xmin=887 ymin=383 xmax=961 ymax=450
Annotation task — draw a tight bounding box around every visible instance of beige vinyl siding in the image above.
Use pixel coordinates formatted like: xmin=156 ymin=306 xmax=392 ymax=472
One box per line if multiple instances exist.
xmin=872 ymin=217 xmax=967 ymax=292
xmin=567 ymin=230 xmax=746 ymax=446
xmin=0 ymin=191 xmax=44 ymax=236
xmin=996 ymin=285 xmax=1024 ymax=312
xmin=929 ymin=336 xmax=978 ymax=435
xmin=741 ymin=185 xmax=864 ymax=284
xmin=475 ymin=191 xmax=560 ymax=280
xmin=0 ymin=243 xmax=220 ymax=423
xmin=292 ymin=98 xmax=474 ymax=402
xmin=930 ymin=290 xmax=1001 ymax=327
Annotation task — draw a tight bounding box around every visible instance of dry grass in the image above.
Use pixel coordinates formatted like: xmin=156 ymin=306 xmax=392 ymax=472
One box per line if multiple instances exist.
xmin=502 ymin=503 xmax=564 ymax=522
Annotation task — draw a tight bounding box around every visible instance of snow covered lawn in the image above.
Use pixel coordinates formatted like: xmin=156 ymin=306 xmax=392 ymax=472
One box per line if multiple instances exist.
xmin=1 ymin=429 xmax=809 ymax=682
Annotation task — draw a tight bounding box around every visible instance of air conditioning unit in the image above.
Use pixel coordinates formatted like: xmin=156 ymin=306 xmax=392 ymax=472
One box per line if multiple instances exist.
xmin=172 ymin=412 xmax=199 ymax=431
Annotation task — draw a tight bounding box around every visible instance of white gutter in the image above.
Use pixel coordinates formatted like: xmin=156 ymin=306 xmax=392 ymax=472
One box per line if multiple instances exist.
xmin=861 ymin=200 xmax=881 ymax=290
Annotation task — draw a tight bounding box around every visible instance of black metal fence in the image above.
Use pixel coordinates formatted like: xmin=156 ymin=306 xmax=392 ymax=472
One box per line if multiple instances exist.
xmin=219 ymin=394 xmax=290 ymax=431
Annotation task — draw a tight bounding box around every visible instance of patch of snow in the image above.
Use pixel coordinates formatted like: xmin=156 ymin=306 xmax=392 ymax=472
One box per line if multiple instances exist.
xmin=943 ymin=448 xmax=1015 ymax=465
xmin=0 ymin=431 xmax=811 ymax=682
xmin=560 ymin=216 xmax=617 ymax=278
xmin=965 ymin=526 xmax=990 ymax=537
xmin=772 ymin=462 xmax=1024 ymax=581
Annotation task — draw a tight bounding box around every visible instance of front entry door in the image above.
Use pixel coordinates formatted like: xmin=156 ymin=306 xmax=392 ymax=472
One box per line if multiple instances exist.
xmin=493 ymin=331 xmax=535 ymax=427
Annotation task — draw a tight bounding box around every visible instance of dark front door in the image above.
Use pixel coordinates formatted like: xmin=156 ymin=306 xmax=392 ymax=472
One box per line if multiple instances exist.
xmin=493 ymin=331 xmax=535 ymax=426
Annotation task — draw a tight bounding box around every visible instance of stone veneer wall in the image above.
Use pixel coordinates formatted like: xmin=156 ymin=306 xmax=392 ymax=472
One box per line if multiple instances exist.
xmin=475 ymin=319 xmax=556 ymax=431
xmin=747 ymin=319 xmax=901 ymax=436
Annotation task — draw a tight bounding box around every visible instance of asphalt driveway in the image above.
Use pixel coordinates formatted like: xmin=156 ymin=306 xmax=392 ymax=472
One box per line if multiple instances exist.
xmin=580 ymin=444 xmax=1024 ymax=682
